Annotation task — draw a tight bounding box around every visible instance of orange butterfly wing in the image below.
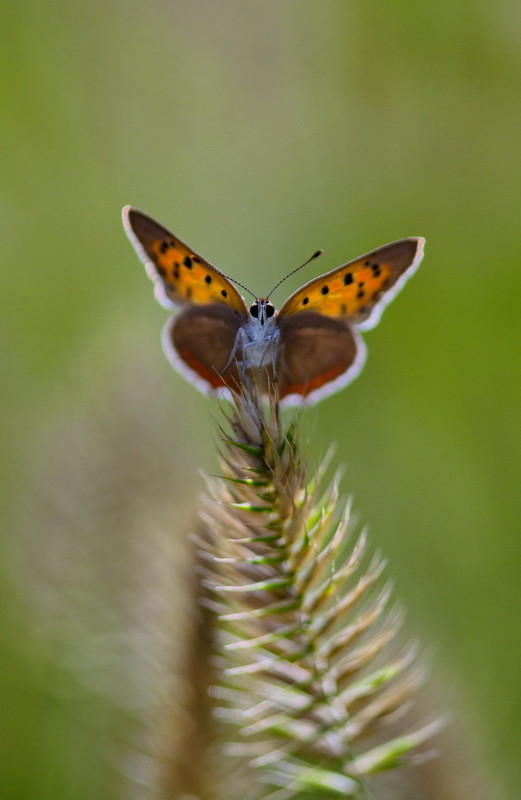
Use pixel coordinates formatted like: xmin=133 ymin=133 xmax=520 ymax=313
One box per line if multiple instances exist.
xmin=278 ymin=238 xmax=424 ymax=330
xmin=123 ymin=207 xmax=248 ymax=315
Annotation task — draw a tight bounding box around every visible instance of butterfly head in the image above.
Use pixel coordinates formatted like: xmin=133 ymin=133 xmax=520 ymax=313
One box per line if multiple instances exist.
xmin=249 ymin=298 xmax=276 ymax=326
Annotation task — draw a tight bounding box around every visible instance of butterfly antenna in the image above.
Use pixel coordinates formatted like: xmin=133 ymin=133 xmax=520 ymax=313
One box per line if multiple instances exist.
xmin=266 ymin=249 xmax=323 ymax=300
xmin=207 ymin=262 xmax=257 ymax=300
xmin=225 ymin=275 xmax=258 ymax=301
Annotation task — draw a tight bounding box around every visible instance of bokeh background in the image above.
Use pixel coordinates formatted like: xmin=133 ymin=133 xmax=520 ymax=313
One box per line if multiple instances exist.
xmin=2 ymin=1 xmax=520 ymax=798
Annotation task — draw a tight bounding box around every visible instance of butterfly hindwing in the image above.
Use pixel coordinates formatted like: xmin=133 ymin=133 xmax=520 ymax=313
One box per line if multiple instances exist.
xmin=163 ymin=304 xmax=243 ymax=395
xmin=123 ymin=207 xmax=248 ymax=315
xmin=276 ymin=312 xmax=366 ymax=404
xmin=277 ymin=238 xmax=424 ymax=330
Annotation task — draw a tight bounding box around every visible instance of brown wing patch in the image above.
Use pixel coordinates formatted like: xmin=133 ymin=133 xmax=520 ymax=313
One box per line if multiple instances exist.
xmin=278 ymin=239 xmax=423 ymax=325
xmin=276 ymin=312 xmax=361 ymax=400
xmin=165 ymin=303 xmax=243 ymax=394
xmin=123 ymin=207 xmax=248 ymax=314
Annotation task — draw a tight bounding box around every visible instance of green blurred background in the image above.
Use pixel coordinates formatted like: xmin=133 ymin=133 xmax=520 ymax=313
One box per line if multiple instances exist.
xmin=2 ymin=1 xmax=520 ymax=798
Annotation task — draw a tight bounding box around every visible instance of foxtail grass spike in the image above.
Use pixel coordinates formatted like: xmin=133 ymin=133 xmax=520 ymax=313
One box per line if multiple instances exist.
xmin=188 ymin=385 xmax=441 ymax=800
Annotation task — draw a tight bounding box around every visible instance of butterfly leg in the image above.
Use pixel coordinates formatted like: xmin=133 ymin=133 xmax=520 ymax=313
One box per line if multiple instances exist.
xmin=268 ymin=329 xmax=280 ymax=382
xmin=237 ymin=338 xmax=257 ymax=387
xmin=221 ymin=326 xmax=248 ymax=377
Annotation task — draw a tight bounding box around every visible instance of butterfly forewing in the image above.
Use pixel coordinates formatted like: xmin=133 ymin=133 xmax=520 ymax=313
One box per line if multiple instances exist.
xmin=277 ymin=238 xmax=424 ymax=329
xmin=123 ymin=207 xmax=248 ymax=314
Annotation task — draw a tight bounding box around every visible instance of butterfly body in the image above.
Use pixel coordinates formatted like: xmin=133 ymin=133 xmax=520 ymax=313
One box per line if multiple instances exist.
xmin=123 ymin=207 xmax=424 ymax=405
xmin=240 ymin=298 xmax=279 ymax=367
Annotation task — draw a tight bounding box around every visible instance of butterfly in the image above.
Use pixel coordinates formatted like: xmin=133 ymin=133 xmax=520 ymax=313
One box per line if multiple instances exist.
xmin=123 ymin=207 xmax=424 ymax=406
